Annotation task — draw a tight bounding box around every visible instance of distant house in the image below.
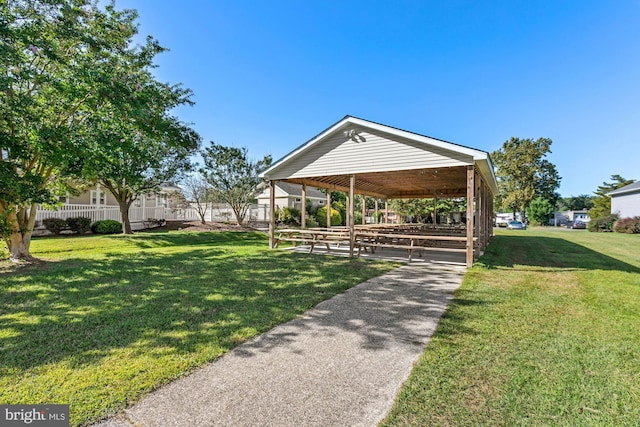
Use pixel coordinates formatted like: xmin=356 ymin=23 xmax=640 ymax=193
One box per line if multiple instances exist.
xmin=36 ymin=183 xmax=182 ymax=232
xmin=549 ymin=210 xmax=590 ymax=227
xmin=256 ymin=182 xmax=327 ymax=211
xmin=59 ymin=183 xmax=181 ymax=210
xmin=608 ymin=180 xmax=640 ymax=218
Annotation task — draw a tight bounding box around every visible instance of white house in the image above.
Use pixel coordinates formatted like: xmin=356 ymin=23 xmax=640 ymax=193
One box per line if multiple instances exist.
xmin=256 ymin=182 xmax=327 ymax=211
xmin=58 ymin=183 xmax=180 ymax=210
xmin=36 ymin=183 xmax=183 ymax=231
xmin=549 ymin=210 xmax=590 ymax=226
xmin=609 ymin=180 xmax=640 ymax=218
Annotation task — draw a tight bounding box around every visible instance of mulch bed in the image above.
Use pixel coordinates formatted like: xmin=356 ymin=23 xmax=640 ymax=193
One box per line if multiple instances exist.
xmin=143 ymin=220 xmax=260 ymax=233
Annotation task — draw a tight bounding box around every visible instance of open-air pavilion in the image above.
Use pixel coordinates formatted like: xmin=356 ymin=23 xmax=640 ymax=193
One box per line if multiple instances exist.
xmin=260 ymin=116 xmax=499 ymax=267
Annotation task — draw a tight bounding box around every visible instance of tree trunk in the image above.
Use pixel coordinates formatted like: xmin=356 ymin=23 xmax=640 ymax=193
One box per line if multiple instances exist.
xmin=232 ymin=204 xmax=246 ymax=226
xmin=118 ymin=201 xmax=133 ymax=234
xmin=6 ymin=205 xmax=38 ymax=262
xmin=197 ymin=205 xmax=207 ymax=224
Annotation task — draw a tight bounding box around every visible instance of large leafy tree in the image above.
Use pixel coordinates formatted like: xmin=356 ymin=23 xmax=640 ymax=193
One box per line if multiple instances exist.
xmin=1 ymin=1 xmax=139 ymax=259
xmin=492 ymin=137 xmax=561 ymax=218
xmin=1 ymin=1 xmax=199 ymax=256
xmin=589 ymin=174 xmax=635 ymax=220
xmin=200 ymin=144 xmax=272 ymax=225
xmin=557 ymin=194 xmax=594 ymax=211
xmin=79 ymin=39 xmax=201 ymax=234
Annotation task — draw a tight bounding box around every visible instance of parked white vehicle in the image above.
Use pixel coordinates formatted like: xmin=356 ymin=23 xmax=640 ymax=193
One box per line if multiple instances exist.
xmin=495 ymin=213 xmax=513 ymax=227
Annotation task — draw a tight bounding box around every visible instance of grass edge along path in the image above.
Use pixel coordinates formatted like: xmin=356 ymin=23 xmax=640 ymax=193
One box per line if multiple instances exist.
xmin=382 ymin=229 xmax=640 ymax=426
xmin=0 ymin=231 xmax=398 ymax=426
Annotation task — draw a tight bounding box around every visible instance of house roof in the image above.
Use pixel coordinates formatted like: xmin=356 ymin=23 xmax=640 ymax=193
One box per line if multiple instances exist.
xmin=274 ymin=182 xmax=325 ymax=199
xmin=607 ymin=180 xmax=640 ymax=197
xmin=260 ymin=115 xmax=498 ymax=199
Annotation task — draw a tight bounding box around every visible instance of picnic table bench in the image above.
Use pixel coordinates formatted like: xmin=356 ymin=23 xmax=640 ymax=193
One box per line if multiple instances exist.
xmin=273 ymin=228 xmax=350 ymax=253
xmin=273 ymin=226 xmax=475 ymax=262
xmin=355 ymin=231 xmax=473 ymax=261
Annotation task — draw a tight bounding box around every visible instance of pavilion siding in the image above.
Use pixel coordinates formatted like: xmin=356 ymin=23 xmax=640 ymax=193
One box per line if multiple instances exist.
xmin=269 ymin=128 xmax=472 ymax=180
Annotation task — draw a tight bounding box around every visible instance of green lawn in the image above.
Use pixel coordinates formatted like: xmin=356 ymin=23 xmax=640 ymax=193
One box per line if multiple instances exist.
xmin=0 ymin=231 xmax=396 ymax=426
xmin=383 ymin=228 xmax=640 ymax=426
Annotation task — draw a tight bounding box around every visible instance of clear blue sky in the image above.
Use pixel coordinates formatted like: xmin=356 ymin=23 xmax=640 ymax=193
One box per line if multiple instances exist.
xmin=112 ymin=0 xmax=640 ymax=197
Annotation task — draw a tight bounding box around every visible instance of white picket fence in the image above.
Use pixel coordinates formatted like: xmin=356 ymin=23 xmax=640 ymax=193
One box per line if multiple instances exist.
xmin=35 ymin=204 xmax=166 ymax=224
xmin=164 ymin=203 xmax=271 ymax=223
xmin=35 ymin=203 xmax=271 ymax=227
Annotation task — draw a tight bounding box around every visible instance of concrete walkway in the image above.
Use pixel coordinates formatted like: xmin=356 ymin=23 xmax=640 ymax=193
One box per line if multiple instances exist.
xmin=95 ymin=263 xmax=465 ymax=427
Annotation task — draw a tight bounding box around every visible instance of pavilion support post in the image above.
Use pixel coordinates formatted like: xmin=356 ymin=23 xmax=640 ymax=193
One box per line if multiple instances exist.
xmin=301 ymin=184 xmax=307 ymax=229
xmin=269 ymin=180 xmax=276 ymax=248
xmin=346 ymin=193 xmax=350 ymax=226
xmin=477 ymin=177 xmax=485 ymax=255
xmin=474 ymin=170 xmax=481 ymax=261
xmin=484 ymin=181 xmax=490 ymax=249
xmin=349 ymin=175 xmax=355 ymax=257
xmin=374 ymin=199 xmax=379 ymax=224
xmin=361 ymin=195 xmax=366 ymax=225
xmin=433 ymin=195 xmax=438 ymax=226
xmin=489 ymin=191 xmax=494 ymax=238
xmin=466 ymin=166 xmax=475 ymax=267
xmin=326 ymin=190 xmax=331 ymax=228
xmin=385 ymin=200 xmax=389 ymax=224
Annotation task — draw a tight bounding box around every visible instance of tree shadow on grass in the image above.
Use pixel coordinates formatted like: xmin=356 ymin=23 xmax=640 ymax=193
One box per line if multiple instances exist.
xmin=108 ymin=230 xmax=269 ymax=249
xmin=230 ymin=265 xmax=469 ymax=358
xmin=479 ymin=235 xmax=640 ymax=273
xmin=0 ymin=242 xmax=391 ymax=376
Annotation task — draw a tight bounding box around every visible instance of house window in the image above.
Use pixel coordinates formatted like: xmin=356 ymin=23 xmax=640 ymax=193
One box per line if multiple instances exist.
xmin=157 ymin=194 xmax=168 ymax=208
xmin=319 ymin=200 xmax=325 ymax=204
xmin=57 ymin=195 xmax=68 ymax=203
xmin=90 ymin=190 xmax=106 ymax=205
xmin=295 ymin=198 xmax=301 ymax=202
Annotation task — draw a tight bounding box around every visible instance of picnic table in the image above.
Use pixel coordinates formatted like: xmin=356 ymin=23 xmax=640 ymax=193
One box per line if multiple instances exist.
xmin=273 ymin=225 xmax=475 ymax=262
xmin=273 ymin=228 xmax=350 ymax=253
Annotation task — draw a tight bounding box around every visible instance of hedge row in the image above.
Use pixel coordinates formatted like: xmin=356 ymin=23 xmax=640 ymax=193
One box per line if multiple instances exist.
xmin=42 ymin=217 xmax=122 ymax=235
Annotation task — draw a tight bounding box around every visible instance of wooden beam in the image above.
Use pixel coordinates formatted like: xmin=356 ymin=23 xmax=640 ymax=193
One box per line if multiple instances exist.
xmin=466 ymin=166 xmax=475 ymax=267
xmin=349 ymin=175 xmax=355 ymax=257
xmin=285 ymin=177 xmax=388 ymax=200
xmin=361 ymin=195 xmax=366 ymax=225
xmin=489 ymin=190 xmax=494 ymax=239
xmin=477 ymin=175 xmax=484 ymax=255
xmin=326 ymin=190 xmax=331 ymax=228
xmin=385 ymin=200 xmax=389 ymax=224
xmin=269 ymin=180 xmax=276 ymax=248
xmin=374 ymin=199 xmax=379 ymax=224
xmin=301 ymin=184 xmax=307 ymax=229
xmin=433 ymin=194 xmax=438 ymax=224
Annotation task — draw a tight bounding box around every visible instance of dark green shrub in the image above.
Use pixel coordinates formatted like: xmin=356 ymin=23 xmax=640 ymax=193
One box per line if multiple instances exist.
xmin=42 ymin=218 xmax=68 ymax=235
xmin=588 ymin=214 xmax=619 ymax=232
xmin=91 ymin=219 xmax=122 ymax=234
xmin=66 ymin=217 xmax=92 ymax=234
xmin=613 ymin=217 xmax=640 ymax=234
xmin=278 ymin=207 xmax=301 ymax=226
xmin=354 ymin=212 xmax=363 ymax=225
xmin=526 ymin=197 xmax=554 ymax=226
xmin=316 ymin=206 xmax=342 ymax=227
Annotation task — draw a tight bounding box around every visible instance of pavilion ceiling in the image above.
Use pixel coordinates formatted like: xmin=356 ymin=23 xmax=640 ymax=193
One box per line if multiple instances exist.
xmin=284 ymin=165 xmax=470 ymax=200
